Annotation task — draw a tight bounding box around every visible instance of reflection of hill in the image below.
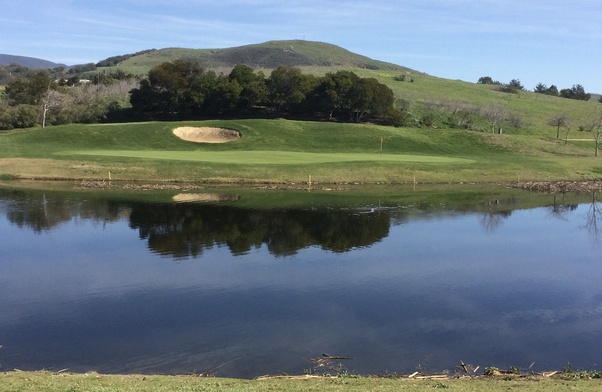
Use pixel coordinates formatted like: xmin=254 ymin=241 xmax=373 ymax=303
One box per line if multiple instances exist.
xmin=128 ymin=203 xmax=391 ymax=258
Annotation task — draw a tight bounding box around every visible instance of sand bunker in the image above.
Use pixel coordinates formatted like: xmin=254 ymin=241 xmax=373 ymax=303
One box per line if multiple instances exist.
xmin=173 ymin=127 xmax=241 ymax=143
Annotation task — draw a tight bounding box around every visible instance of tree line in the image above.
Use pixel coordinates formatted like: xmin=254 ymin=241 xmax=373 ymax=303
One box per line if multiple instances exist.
xmin=1 ymin=60 xmax=599 ymax=144
xmin=1 ymin=59 xmax=405 ymax=130
xmin=0 ymin=68 xmax=139 ymax=130
xmin=478 ymin=75 xmax=596 ymax=101
xmin=129 ymin=60 xmax=405 ymax=124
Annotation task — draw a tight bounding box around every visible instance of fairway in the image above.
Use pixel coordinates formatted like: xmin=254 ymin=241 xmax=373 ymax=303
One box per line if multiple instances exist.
xmin=58 ymin=150 xmax=475 ymax=165
xmin=4 ymin=118 xmax=595 ymax=184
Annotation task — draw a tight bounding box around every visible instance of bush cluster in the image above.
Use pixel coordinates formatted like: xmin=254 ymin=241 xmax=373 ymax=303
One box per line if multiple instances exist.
xmin=0 ymin=69 xmax=138 ymax=130
xmin=129 ymin=60 xmax=406 ymax=125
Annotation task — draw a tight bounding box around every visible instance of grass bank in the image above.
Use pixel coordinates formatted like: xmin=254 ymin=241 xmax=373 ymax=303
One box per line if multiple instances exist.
xmin=1 ymin=371 xmax=602 ymax=392
xmin=0 ymin=118 xmax=600 ymax=184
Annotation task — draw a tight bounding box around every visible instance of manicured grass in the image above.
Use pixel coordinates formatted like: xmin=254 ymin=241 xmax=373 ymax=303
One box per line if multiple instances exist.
xmin=61 ymin=150 xmax=474 ymax=165
xmin=0 ymin=119 xmax=601 ymax=184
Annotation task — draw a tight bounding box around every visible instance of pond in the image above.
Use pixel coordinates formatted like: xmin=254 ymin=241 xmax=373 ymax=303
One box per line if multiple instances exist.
xmin=0 ymin=184 xmax=601 ymax=378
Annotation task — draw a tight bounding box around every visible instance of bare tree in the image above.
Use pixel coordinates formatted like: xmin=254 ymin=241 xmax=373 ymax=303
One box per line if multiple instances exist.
xmin=592 ymin=109 xmax=602 ymax=157
xmin=483 ymin=103 xmax=507 ymax=134
xmin=444 ymin=101 xmax=481 ymax=129
xmin=41 ymin=86 xmax=63 ymax=129
xmin=563 ymin=118 xmax=574 ymax=145
xmin=549 ymin=112 xmax=569 ymax=139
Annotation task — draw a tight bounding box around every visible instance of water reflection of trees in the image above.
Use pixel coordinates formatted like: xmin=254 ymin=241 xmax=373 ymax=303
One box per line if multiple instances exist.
xmin=549 ymin=193 xmax=579 ymax=221
xmin=479 ymin=194 xmax=582 ymax=234
xmin=128 ymin=203 xmax=391 ymax=258
xmin=479 ymin=200 xmax=513 ymax=233
xmin=0 ymin=189 xmax=124 ymax=233
xmin=5 ymin=188 xmax=602 ymax=257
xmin=585 ymin=192 xmax=602 ymax=241
xmin=0 ymin=190 xmax=392 ymax=257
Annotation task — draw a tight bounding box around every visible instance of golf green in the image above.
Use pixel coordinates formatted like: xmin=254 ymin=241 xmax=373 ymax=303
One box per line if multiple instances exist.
xmin=59 ymin=150 xmax=475 ymax=165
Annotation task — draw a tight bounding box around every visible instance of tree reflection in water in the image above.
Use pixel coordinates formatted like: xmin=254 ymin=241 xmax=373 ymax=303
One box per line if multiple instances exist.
xmin=1 ymin=188 xmax=124 ymax=233
xmin=2 ymin=187 xmax=602 ymax=376
xmin=585 ymin=192 xmax=602 ymax=241
xmin=3 ymin=187 xmax=602 ymax=259
xmin=480 ymin=199 xmax=513 ymax=233
xmin=128 ymin=203 xmax=392 ymax=258
xmin=548 ymin=193 xmax=579 ymax=221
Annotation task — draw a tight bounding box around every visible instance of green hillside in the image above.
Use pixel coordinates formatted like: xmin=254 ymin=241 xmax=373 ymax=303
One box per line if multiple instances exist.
xmin=351 ymin=68 xmax=602 ymax=138
xmin=92 ymin=40 xmax=601 ymax=139
xmin=101 ymin=40 xmax=413 ymax=75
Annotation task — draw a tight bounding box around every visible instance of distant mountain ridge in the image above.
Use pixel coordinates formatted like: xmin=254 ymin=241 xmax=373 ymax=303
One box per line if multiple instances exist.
xmin=0 ymin=54 xmax=66 ymax=68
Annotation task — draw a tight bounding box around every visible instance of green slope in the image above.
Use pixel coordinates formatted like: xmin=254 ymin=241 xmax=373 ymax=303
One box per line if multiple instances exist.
xmin=102 ymin=40 xmax=413 ymax=75
xmin=1 ymin=119 xmax=601 ymax=184
xmin=95 ymin=40 xmax=601 ymax=141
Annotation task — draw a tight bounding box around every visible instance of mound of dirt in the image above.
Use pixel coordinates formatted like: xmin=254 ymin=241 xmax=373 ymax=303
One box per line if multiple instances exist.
xmin=173 ymin=127 xmax=241 ymax=143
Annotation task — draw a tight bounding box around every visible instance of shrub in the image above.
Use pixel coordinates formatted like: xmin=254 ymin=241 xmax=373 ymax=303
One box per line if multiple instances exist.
xmin=0 ymin=104 xmax=38 ymax=130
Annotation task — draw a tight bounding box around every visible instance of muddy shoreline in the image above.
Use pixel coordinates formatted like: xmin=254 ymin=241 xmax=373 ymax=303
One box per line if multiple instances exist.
xmin=512 ymin=181 xmax=602 ymax=193
xmin=76 ymin=179 xmax=602 ymax=194
xmin=5 ymin=178 xmax=602 ymax=194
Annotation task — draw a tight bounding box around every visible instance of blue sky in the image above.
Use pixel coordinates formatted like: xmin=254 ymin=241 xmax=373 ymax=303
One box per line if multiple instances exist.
xmin=2 ymin=0 xmax=601 ymax=93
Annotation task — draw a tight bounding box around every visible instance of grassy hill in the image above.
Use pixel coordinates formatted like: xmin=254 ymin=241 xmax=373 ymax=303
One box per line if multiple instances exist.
xmin=0 ymin=54 xmax=66 ymax=68
xmin=100 ymin=40 xmax=414 ymax=75
xmin=353 ymin=69 xmax=602 ymax=137
xmin=92 ymin=40 xmax=601 ymax=139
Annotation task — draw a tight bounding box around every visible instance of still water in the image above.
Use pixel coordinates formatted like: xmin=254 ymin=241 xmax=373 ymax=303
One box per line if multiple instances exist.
xmin=1 ymin=186 xmax=601 ymax=377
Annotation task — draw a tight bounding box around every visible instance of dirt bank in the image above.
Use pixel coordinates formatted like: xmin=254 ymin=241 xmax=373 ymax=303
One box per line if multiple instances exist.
xmin=513 ymin=181 xmax=602 ymax=193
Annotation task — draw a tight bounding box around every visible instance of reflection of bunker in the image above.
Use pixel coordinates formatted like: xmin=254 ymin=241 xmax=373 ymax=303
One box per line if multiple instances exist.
xmin=172 ymin=193 xmax=240 ymax=203
xmin=172 ymin=127 xmax=241 ymax=143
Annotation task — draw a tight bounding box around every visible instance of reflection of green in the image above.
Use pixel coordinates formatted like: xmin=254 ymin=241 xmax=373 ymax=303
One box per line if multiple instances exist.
xmin=2 ymin=183 xmax=594 ymax=211
xmin=60 ymin=150 xmax=474 ymax=165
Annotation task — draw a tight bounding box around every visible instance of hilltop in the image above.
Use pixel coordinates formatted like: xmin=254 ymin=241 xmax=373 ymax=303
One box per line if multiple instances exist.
xmin=95 ymin=40 xmax=415 ymax=75
xmin=0 ymin=54 xmax=66 ymax=68
xmin=0 ymin=40 xmax=414 ymax=77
